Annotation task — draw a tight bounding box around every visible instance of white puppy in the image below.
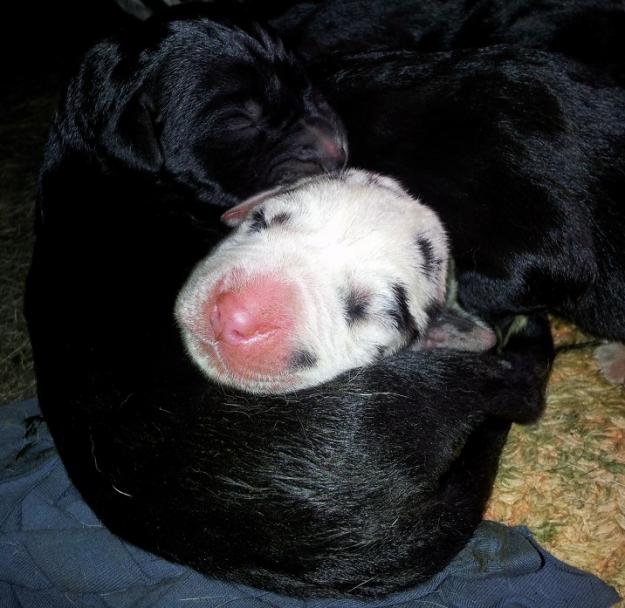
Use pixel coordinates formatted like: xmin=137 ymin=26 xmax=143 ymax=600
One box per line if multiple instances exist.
xmin=176 ymin=169 xmax=490 ymax=394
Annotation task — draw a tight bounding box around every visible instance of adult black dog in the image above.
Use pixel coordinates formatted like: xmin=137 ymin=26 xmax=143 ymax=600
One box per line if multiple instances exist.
xmin=25 ymin=6 xmax=553 ymax=599
xmin=315 ymin=45 xmax=625 ymax=346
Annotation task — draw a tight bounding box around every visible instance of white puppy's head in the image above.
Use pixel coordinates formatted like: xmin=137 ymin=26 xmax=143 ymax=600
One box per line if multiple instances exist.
xmin=175 ymin=169 xmax=448 ymax=393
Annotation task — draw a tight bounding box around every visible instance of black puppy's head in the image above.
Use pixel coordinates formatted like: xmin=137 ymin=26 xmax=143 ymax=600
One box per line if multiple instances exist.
xmin=56 ymin=7 xmax=347 ymax=200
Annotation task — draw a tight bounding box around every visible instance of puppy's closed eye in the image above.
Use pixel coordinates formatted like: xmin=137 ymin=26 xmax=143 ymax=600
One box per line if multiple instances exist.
xmin=221 ymin=99 xmax=264 ymax=131
xmin=223 ymin=115 xmax=256 ymax=131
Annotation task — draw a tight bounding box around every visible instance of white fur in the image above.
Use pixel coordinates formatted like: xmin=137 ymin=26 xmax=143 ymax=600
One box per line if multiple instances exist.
xmin=175 ymin=169 xmax=448 ymax=394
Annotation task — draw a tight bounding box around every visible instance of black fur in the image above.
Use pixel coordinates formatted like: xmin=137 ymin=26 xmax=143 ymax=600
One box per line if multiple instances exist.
xmin=270 ymin=0 xmax=625 ymax=82
xmin=248 ymin=208 xmax=269 ymax=233
xmin=317 ymin=46 xmax=625 ymax=340
xmin=24 ymin=7 xmax=554 ymax=599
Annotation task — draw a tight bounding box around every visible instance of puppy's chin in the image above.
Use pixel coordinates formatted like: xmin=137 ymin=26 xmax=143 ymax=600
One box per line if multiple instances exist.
xmin=266 ymin=151 xmax=347 ymax=188
xmin=182 ymin=337 xmax=301 ymax=394
xmin=270 ymin=163 xmax=327 ymax=187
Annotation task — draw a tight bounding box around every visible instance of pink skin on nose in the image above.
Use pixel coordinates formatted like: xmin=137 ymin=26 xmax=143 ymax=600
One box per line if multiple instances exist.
xmin=319 ymin=134 xmax=341 ymax=159
xmin=199 ymin=275 xmax=299 ymax=381
xmin=306 ymin=123 xmax=343 ymax=161
xmin=210 ymin=290 xmax=276 ymax=345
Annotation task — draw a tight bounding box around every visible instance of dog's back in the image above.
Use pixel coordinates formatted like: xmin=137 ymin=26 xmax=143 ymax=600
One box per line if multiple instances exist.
xmin=318 ymin=46 xmax=625 ymax=340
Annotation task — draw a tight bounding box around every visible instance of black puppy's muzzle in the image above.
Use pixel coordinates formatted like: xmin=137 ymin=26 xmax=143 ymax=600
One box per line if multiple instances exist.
xmin=300 ymin=117 xmax=348 ymax=172
xmin=268 ymin=117 xmax=348 ymax=185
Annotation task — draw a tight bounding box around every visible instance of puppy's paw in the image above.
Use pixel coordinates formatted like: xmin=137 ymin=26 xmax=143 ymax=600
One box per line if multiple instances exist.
xmin=594 ymin=342 xmax=625 ymax=385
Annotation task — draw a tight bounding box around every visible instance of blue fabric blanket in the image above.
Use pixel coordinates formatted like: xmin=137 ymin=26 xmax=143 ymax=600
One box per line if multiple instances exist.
xmin=0 ymin=399 xmax=620 ymax=608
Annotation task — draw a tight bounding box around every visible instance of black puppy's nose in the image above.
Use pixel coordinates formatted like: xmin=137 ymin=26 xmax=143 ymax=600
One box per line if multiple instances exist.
xmin=302 ymin=120 xmax=348 ymax=172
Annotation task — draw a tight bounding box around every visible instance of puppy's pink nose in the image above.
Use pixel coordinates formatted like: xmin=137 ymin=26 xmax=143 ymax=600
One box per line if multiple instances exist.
xmin=210 ymin=290 xmax=272 ymax=345
xmin=201 ymin=274 xmax=300 ymax=381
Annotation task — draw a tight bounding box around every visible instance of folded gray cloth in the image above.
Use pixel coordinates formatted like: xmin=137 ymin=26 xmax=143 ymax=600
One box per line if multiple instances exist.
xmin=0 ymin=399 xmax=620 ymax=607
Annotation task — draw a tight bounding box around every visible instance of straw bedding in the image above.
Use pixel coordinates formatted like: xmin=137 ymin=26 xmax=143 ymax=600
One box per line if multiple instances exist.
xmin=1 ymin=82 xmax=623 ymax=601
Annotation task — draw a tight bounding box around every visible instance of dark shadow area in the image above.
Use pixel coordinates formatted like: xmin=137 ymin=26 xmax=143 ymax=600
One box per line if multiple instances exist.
xmin=0 ymin=0 xmax=132 ymax=404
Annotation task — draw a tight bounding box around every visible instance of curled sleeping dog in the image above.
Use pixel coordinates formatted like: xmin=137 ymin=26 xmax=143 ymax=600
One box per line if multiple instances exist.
xmin=313 ymin=45 xmax=625 ymax=384
xmin=176 ymin=168 xmax=497 ymax=394
xmin=26 ymin=7 xmax=552 ymax=599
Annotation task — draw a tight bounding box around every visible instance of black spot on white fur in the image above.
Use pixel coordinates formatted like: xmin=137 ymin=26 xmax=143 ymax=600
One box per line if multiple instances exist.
xmin=289 ymin=349 xmax=318 ymax=370
xmin=248 ymin=209 xmax=268 ymax=233
xmin=344 ymin=288 xmax=369 ymax=325
xmin=417 ymin=237 xmax=438 ymax=278
xmin=387 ymin=283 xmax=419 ymax=342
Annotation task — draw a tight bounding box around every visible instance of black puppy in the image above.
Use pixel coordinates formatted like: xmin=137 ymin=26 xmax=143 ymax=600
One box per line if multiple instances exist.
xmin=41 ymin=4 xmax=346 ymax=212
xmin=316 ymin=45 xmax=625 ymax=348
xmin=26 ymin=7 xmax=553 ymax=599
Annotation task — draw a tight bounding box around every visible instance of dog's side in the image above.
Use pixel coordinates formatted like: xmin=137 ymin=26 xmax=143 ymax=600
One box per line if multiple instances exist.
xmin=317 ymin=46 xmax=625 ymax=344
xmin=26 ymin=8 xmax=553 ymax=598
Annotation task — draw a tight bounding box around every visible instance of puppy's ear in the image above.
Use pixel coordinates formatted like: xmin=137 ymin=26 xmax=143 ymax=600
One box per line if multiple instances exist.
xmin=221 ymin=187 xmax=282 ymax=227
xmin=108 ymin=89 xmax=164 ymax=173
xmin=68 ymin=40 xmax=164 ymax=173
